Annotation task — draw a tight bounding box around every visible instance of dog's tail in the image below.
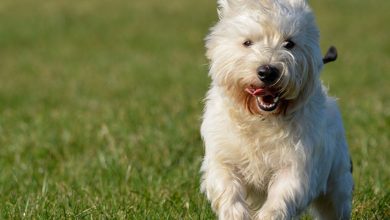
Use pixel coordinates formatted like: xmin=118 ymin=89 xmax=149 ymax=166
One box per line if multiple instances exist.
xmin=323 ymin=46 xmax=338 ymax=64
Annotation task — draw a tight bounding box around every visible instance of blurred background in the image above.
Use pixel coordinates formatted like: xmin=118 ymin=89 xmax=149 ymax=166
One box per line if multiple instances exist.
xmin=0 ymin=0 xmax=388 ymax=218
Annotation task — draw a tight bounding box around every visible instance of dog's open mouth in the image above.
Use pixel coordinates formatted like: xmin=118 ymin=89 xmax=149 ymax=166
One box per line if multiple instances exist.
xmin=245 ymin=87 xmax=280 ymax=112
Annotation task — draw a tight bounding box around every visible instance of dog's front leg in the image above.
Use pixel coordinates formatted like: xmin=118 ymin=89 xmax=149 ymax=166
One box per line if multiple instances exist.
xmin=201 ymin=161 xmax=250 ymax=220
xmin=254 ymin=169 xmax=311 ymax=220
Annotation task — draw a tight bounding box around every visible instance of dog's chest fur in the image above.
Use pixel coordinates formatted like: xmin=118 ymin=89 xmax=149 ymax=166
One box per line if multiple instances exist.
xmin=237 ymin=147 xmax=277 ymax=189
xmin=228 ymin=110 xmax=299 ymax=190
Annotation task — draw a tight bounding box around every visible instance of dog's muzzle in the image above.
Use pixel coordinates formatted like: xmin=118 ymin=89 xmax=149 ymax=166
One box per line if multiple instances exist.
xmin=245 ymin=87 xmax=280 ymax=112
xmin=257 ymin=65 xmax=280 ymax=85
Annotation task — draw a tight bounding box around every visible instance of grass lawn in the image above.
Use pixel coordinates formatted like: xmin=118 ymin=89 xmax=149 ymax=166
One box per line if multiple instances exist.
xmin=0 ymin=0 xmax=389 ymax=219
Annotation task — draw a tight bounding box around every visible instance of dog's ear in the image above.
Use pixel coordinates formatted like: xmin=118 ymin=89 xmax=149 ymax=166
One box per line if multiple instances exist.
xmin=217 ymin=0 xmax=244 ymax=18
xmin=217 ymin=0 xmax=275 ymax=18
xmin=323 ymin=46 xmax=338 ymax=64
xmin=217 ymin=0 xmax=233 ymax=18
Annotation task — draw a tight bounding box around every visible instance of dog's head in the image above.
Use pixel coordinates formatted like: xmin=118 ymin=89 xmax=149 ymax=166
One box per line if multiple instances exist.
xmin=206 ymin=0 xmax=325 ymax=115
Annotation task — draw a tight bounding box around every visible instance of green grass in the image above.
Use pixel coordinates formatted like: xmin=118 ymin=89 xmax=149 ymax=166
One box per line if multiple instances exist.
xmin=0 ymin=0 xmax=388 ymax=219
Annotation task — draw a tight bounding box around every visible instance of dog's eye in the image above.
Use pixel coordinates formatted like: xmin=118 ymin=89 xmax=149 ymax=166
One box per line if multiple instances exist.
xmin=282 ymin=39 xmax=295 ymax=50
xmin=243 ymin=40 xmax=253 ymax=47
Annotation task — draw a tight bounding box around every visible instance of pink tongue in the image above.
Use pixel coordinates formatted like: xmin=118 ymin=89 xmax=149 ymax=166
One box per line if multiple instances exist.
xmin=245 ymin=88 xmax=266 ymax=96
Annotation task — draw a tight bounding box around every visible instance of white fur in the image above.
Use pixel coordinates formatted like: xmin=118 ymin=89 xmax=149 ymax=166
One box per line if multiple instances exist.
xmin=200 ymin=0 xmax=353 ymax=219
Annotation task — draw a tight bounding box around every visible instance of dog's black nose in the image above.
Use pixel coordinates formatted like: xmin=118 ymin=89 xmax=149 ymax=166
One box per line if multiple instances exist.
xmin=257 ymin=65 xmax=280 ymax=84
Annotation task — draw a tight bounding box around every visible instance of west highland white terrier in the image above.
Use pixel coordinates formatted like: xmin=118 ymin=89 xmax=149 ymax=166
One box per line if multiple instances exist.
xmin=200 ymin=0 xmax=353 ymax=219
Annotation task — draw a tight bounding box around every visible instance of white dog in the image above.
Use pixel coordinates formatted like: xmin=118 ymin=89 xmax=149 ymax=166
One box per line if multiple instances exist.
xmin=200 ymin=0 xmax=353 ymax=219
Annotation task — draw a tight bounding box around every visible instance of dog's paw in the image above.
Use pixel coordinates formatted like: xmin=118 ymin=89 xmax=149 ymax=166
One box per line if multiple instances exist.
xmin=219 ymin=202 xmax=250 ymax=220
xmin=254 ymin=209 xmax=289 ymax=220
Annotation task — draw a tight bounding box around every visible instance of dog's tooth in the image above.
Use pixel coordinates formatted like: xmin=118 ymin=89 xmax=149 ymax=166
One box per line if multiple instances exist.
xmin=273 ymin=96 xmax=279 ymax=103
xmin=256 ymin=96 xmax=262 ymax=103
